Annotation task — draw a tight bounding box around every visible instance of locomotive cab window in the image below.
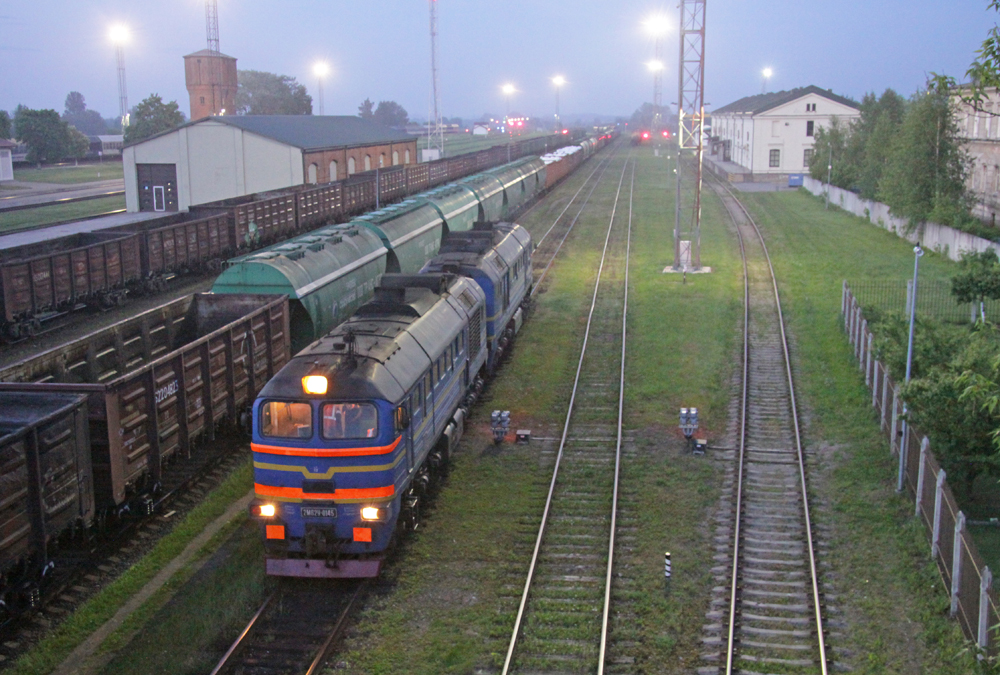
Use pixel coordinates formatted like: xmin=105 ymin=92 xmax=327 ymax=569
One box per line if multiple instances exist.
xmin=261 ymin=401 xmax=313 ymax=438
xmin=321 ymin=403 xmax=379 ymax=439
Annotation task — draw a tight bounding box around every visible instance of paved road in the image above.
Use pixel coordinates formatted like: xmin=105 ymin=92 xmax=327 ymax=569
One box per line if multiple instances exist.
xmin=0 ymin=179 xmax=125 ymax=211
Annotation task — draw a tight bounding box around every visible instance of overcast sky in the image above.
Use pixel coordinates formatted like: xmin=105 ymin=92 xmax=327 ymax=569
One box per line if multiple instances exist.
xmin=0 ymin=1 xmax=993 ymax=124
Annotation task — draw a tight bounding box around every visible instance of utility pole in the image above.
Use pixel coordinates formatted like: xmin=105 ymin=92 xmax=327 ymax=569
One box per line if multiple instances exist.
xmin=674 ymin=0 xmax=707 ymax=270
xmin=428 ymin=0 xmax=445 ymax=158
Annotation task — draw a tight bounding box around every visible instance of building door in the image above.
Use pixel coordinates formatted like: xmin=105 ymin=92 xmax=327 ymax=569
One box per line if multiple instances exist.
xmin=137 ymin=164 xmax=178 ymax=212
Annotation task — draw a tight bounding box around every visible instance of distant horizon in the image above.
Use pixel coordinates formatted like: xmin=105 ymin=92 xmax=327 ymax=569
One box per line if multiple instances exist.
xmin=1 ymin=1 xmax=991 ymax=126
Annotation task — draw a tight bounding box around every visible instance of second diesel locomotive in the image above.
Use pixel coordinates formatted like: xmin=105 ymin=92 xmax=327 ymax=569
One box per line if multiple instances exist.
xmin=248 ymin=222 xmax=533 ymax=577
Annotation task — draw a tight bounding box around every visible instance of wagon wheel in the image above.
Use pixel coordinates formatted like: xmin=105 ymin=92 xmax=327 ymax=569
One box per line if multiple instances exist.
xmin=4 ymin=322 xmax=20 ymax=342
xmin=24 ymin=320 xmax=38 ymax=338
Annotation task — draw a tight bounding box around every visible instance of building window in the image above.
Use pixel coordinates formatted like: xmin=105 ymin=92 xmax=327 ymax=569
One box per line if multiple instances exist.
xmin=769 ymin=149 xmax=780 ymax=168
xmin=806 ymin=120 xmax=815 ymax=137
xmin=806 ymin=103 xmax=816 ymax=112
xmin=329 ymin=160 xmax=338 ymax=181
xmin=364 ymin=155 xmax=371 ymax=171
xmin=348 ymin=157 xmax=356 ymax=175
xmin=379 ymin=153 xmax=385 ymax=167
xmin=803 ymin=148 xmax=814 ymax=167
xmin=308 ymin=163 xmax=318 ymax=184
xmin=405 ymin=149 xmax=411 ymax=164
xmin=392 ymin=151 xmax=399 ymax=166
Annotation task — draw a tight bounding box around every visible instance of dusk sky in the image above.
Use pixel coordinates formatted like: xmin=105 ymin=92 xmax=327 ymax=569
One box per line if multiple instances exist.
xmin=1 ymin=1 xmax=994 ymax=124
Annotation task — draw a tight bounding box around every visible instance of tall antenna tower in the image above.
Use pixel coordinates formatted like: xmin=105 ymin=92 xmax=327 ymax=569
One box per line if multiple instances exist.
xmin=673 ymin=0 xmax=707 ymax=270
xmin=206 ymin=0 xmax=220 ymax=52
xmin=116 ymin=46 xmax=128 ymax=130
xmin=427 ymin=0 xmax=444 ymax=157
xmin=205 ymin=0 xmax=225 ymax=114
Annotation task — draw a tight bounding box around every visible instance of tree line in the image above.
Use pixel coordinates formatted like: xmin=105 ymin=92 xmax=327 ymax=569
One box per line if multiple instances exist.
xmin=807 ymin=78 xmax=976 ymax=234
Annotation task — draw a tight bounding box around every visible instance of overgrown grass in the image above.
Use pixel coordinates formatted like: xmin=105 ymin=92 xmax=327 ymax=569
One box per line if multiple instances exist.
xmin=13 ymin=163 xmax=124 ymax=184
xmin=417 ymin=131 xmax=552 ymax=156
xmin=7 ymin=460 xmax=254 ymax=675
xmin=741 ymin=188 xmax=983 ymax=672
xmin=98 ymin=521 xmax=272 ymax=675
xmin=0 ymin=195 xmax=125 ymax=232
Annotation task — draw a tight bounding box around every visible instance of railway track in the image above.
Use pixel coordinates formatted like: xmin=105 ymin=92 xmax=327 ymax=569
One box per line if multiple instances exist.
xmin=700 ymin=177 xmax=842 ymax=674
xmin=497 ymin=152 xmax=634 ymax=674
xmin=210 ymin=579 xmax=367 ymax=675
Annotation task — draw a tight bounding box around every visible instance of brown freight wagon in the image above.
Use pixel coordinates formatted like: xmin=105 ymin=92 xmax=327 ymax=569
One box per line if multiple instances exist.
xmin=342 ymin=175 xmax=377 ymax=217
xmin=0 ymin=392 xmax=93 ymax=598
xmin=296 ymin=183 xmax=343 ymax=229
xmin=0 ymin=293 xmax=290 ymax=507
xmin=405 ymin=163 xmax=430 ymax=194
xmin=0 ymin=232 xmax=142 ymax=339
xmin=378 ymin=166 xmax=407 ymax=204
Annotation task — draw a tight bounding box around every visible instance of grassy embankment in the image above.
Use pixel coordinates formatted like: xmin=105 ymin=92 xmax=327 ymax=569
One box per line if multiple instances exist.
xmin=741 ymin=189 xmax=983 ymax=673
xmin=417 ymin=130 xmax=552 ymax=157
xmin=6 ymin=462 xmax=260 ymax=675
xmin=0 ymin=195 xmax=126 ymax=233
xmin=12 ymin=163 xmax=124 ymax=184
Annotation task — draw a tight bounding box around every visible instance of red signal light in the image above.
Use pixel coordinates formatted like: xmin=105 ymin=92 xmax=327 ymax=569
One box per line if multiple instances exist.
xmin=642 ymin=132 xmax=649 ymax=139
xmin=662 ymin=130 xmax=669 ymax=138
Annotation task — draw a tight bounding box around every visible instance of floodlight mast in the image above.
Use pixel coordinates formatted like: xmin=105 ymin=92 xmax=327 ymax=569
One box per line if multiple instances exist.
xmin=644 ymin=15 xmax=670 ymax=131
xmin=110 ymin=25 xmax=129 ymax=130
xmin=428 ymin=0 xmax=444 ymax=157
xmin=673 ymin=0 xmax=706 ymax=271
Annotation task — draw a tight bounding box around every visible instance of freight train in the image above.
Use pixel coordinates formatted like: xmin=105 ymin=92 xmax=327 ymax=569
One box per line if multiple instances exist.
xmin=0 ymin=133 xmax=583 ymax=341
xmin=0 ymin=133 xmax=613 ymax=618
xmin=248 ymin=222 xmax=533 ymax=577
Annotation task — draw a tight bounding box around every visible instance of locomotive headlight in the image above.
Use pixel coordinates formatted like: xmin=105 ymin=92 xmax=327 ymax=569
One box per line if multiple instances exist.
xmin=361 ymin=507 xmax=382 ymax=521
xmin=259 ymin=504 xmax=276 ymax=518
xmin=302 ymin=375 xmax=328 ymax=395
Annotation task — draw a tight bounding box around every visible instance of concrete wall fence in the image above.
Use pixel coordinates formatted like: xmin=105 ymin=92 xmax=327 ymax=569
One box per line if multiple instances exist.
xmin=805 ymin=176 xmax=998 ymax=262
xmin=842 ymin=283 xmax=998 ymax=652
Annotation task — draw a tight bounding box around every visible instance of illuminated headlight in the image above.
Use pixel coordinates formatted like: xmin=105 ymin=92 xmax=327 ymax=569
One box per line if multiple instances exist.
xmin=302 ymin=375 xmax=328 ymax=395
xmin=251 ymin=502 xmax=277 ymax=518
xmin=361 ymin=507 xmax=382 ymax=521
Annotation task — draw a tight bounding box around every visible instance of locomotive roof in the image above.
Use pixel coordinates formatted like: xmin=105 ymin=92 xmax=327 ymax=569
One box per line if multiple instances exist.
xmin=259 ymin=274 xmax=484 ymax=403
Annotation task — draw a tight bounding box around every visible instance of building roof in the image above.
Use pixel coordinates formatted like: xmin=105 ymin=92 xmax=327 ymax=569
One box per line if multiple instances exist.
xmin=0 ymin=139 xmax=15 ymax=149
xmin=183 ymin=48 xmax=237 ymax=60
xmin=712 ymin=85 xmax=859 ymax=116
xmin=126 ymin=115 xmax=415 ymax=150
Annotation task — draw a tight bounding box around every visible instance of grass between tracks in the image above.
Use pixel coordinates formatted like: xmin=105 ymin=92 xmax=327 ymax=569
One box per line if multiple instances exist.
xmin=0 ymin=195 xmax=125 ymax=232
xmin=329 ymin=144 xmax=742 ymax=673
xmin=740 ymin=189 xmax=982 ymax=673
xmin=6 ymin=460 xmax=254 ymax=675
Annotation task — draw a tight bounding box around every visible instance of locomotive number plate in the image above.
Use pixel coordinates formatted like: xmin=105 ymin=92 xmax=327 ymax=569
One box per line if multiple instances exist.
xmin=301 ymin=507 xmax=337 ymax=518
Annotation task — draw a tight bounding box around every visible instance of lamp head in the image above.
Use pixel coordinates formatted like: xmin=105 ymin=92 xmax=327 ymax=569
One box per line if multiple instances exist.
xmin=643 ymin=14 xmax=671 ymax=37
xmin=502 ymin=83 xmax=516 ymax=96
xmin=552 ymin=75 xmax=566 ymax=88
xmin=762 ymin=67 xmax=773 ymax=79
xmin=313 ymin=62 xmax=330 ymax=78
xmin=647 ymin=60 xmax=665 ymax=73
xmin=109 ymin=24 xmax=129 ymax=45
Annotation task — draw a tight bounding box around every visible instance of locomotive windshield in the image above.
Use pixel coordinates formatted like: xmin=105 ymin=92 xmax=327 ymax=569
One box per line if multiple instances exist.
xmin=322 ymin=402 xmax=379 ymax=439
xmin=261 ymin=401 xmax=313 ymax=438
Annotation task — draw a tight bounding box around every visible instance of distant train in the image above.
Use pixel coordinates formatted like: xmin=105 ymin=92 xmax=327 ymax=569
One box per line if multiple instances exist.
xmin=0 ymin=133 xmax=585 ymax=341
xmin=248 ymin=222 xmax=534 ymax=577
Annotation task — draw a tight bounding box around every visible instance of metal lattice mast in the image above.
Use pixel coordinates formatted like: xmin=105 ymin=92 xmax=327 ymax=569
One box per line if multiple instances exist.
xmin=428 ymin=0 xmax=444 ymax=156
xmin=673 ymin=0 xmax=707 ymax=270
xmin=206 ymin=0 xmax=225 ymax=115
xmin=116 ymin=44 xmax=128 ymax=129
xmin=206 ymin=0 xmax=220 ymax=52
xmin=653 ymin=37 xmax=663 ymax=131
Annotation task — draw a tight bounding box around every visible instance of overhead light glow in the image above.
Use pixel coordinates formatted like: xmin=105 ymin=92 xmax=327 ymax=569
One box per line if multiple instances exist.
xmin=302 ymin=375 xmax=328 ymax=395
xmin=762 ymin=67 xmax=773 ymax=79
xmin=502 ymin=83 xmax=516 ymax=96
xmin=313 ymin=61 xmax=330 ymax=77
xmin=647 ymin=59 xmax=665 ymax=73
xmin=643 ymin=14 xmax=671 ymax=37
xmin=552 ymin=75 xmax=566 ymax=88
xmin=108 ymin=24 xmax=130 ymax=45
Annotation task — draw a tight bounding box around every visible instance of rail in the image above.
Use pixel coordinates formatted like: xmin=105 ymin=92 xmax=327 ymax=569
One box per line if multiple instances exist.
xmin=709 ymin=176 xmax=830 ymax=674
xmin=501 ymin=151 xmax=633 ymax=674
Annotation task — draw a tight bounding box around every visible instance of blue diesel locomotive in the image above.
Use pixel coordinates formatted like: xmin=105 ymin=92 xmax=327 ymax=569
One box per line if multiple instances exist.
xmin=249 ymin=222 xmax=533 ymax=578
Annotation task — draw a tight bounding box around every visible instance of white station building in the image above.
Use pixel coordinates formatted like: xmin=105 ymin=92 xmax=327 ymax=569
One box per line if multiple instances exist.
xmin=711 ymin=85 xmax=860 ymax=175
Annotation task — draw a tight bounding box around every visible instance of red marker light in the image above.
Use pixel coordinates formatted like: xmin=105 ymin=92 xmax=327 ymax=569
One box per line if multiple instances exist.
xmin=662 ymin=130 xmax=669 ymax=137
xmin=642 ymin=132 xmax=649 ymax=139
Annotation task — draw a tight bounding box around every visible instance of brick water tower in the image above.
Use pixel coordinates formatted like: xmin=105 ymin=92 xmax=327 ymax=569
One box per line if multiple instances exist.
xmin=184 ymin=49 xmax=237 ymax=120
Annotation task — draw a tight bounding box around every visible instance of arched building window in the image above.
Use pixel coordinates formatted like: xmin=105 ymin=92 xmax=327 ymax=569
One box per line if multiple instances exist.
xmin=392 ymin=151 xmax=399 ymax=166
xmin=405 ymin=149 xmax=411 ymax=164
xmin=364 ymin=155 xmax=372 ymax=172
xmin=379 ymin=153 xmax=385 ymax=167
xmin=308 ymin=163 xmax=318 ymax=184
xmin=348 ymin=157 xmax=356 ymax=175
xmin=329 ymin=160 xmax=338 ymax=181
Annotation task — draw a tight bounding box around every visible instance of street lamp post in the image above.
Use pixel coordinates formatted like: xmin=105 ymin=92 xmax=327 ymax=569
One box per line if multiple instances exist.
xmin=552 ymin=76 xmax=566 ymax=131
xmin=761 ymin=67 xmax=773 ymax=94
xmin=644 ymin=14 xmax=670 ymax=131
xmin=313 ymin=62 xmax=329 ymax=116
xmin=502 ymin=83 xmax=515 ymax=162
xmin=109 ymin=24 xmax=130 ymax=131
xmin=898 ymin=243 xmax=924 ymax=493
xmin=646 ymin=60 xmax=665 ymax=131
